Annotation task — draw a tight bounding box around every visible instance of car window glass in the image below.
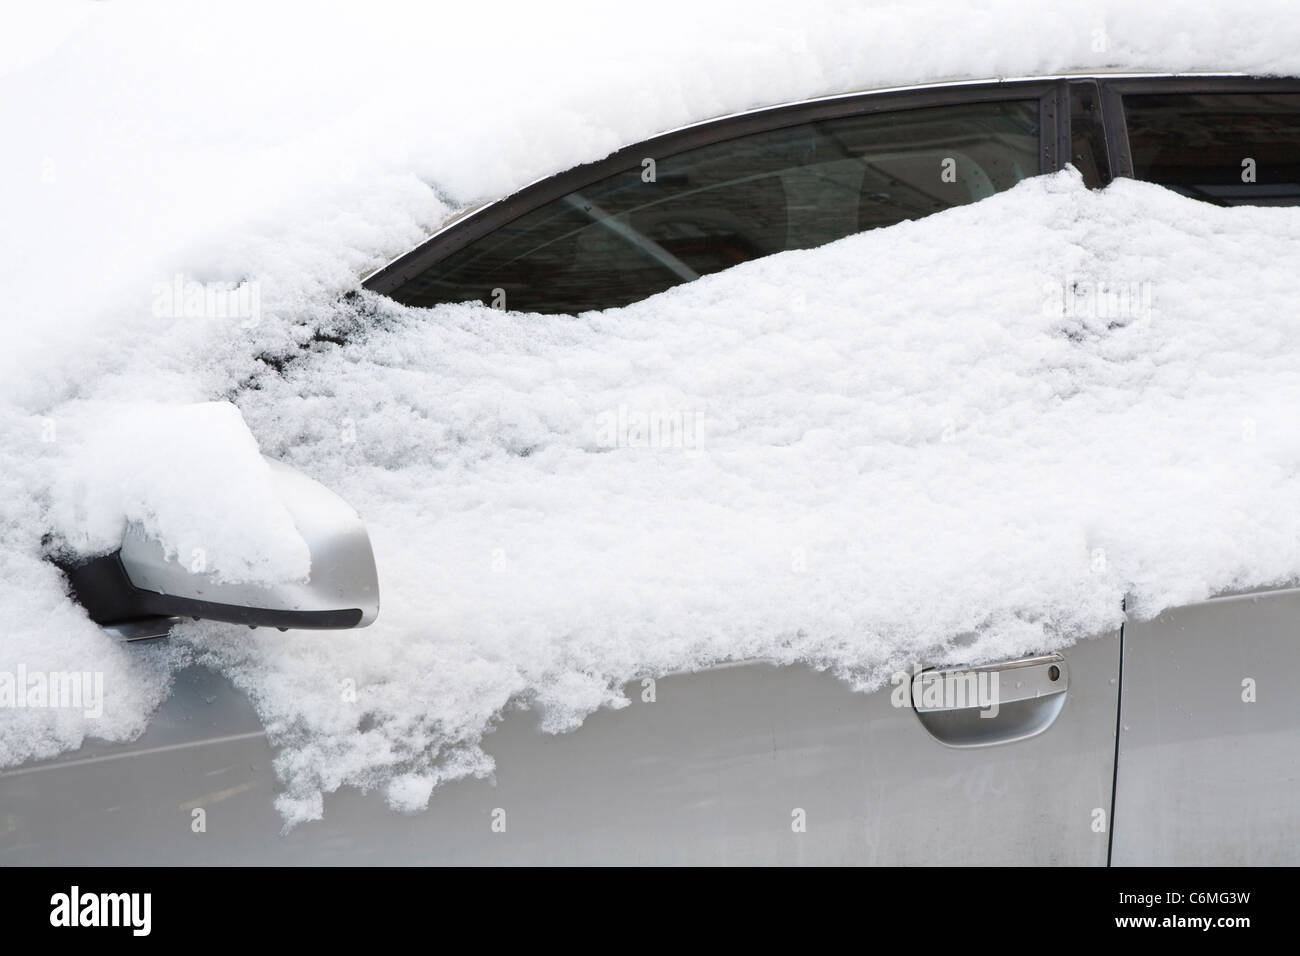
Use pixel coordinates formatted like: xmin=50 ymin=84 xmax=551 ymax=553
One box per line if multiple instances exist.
xmin=1122 ymin=92 xmax=1300 ymax=205
xmin=389 ymin=99 xmax=1041 ymax=313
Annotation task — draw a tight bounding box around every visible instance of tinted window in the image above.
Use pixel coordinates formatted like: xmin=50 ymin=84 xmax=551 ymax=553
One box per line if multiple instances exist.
xmin=389 ymin=100 xmax=1040 ymax=313
xmin=1123 ymin=92 xmax=1300 ymax=205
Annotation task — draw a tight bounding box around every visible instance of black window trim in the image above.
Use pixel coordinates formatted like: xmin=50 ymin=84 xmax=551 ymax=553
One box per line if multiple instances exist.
xmin=1067 ymin=78 xmax=1112 ymax=188
xmin=363 ymin=78 xmax=1064 ymax=299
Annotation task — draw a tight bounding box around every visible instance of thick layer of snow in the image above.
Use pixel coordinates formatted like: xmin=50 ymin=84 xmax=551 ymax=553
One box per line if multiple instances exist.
xmin=207 ymin=174 xmax=1300 ymax=822
xmin=48 ymin=402 xmax=311 ymax=585
xmin=4 ymin=1 xmax=1300 ymax=825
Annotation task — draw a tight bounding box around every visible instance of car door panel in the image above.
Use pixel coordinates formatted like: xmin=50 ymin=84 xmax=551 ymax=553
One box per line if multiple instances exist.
xmin=0 ymin=631 xmax=1119 ymax=865
xmin=1112 ymin=588 xmax=1300 ymax=865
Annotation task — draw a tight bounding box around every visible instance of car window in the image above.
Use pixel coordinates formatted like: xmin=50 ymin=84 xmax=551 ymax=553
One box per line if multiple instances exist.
xmin=385 ymin=99 xmax=1041 ymax=313
xmin=1122 ymin=92 xmax=1300 ymax=205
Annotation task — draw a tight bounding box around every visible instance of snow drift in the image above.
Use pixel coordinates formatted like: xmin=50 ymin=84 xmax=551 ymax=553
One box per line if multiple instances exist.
xmin=215 ymin=173 xmax=1300 ymax=824
xmin=4 ymin=1 xmax=1300 ymax=826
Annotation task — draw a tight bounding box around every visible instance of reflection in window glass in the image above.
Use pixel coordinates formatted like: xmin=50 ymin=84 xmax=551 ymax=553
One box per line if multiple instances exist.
xmin=1123 ymin=92 xmax=1300 ymax=206
xmin=392 ymin=100 xmax=1040 ymax=313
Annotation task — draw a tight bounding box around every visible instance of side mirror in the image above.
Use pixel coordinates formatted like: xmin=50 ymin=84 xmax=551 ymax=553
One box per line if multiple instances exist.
xmin=61 ymin=459 xmax=379 ymax=640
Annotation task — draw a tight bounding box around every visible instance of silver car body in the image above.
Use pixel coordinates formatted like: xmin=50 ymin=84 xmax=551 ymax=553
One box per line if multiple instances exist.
xmin=2 ymin=584 xmax=1297 ymax=864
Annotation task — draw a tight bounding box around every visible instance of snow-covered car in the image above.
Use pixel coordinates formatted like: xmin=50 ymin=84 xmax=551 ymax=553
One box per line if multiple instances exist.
xmin=4 ymin=71 xmax=1298 ymax=865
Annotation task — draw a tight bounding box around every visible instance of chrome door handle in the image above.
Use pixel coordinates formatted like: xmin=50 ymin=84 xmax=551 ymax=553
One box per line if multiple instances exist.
xmin=910 ymin=654 xmax=1068 ymax=747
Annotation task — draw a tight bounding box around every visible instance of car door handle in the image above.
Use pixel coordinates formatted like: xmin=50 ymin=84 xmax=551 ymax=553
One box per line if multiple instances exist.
xmin=910 ymin=653 xmax=1068 ymax=747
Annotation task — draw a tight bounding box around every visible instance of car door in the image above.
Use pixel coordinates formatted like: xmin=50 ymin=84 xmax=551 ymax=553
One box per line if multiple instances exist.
xmin=1094 ymin=76 xmax=1300 ymax=864
xmin=1 ymin=81 xmax=1127 ymax=865
xmin=360 ymin=80 xmax=1122 ymax=864
xmin=0 ymin=642 xmax=1121 ymax=865
xmin=1112 ymin=591 xmax=1300 ymax=865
